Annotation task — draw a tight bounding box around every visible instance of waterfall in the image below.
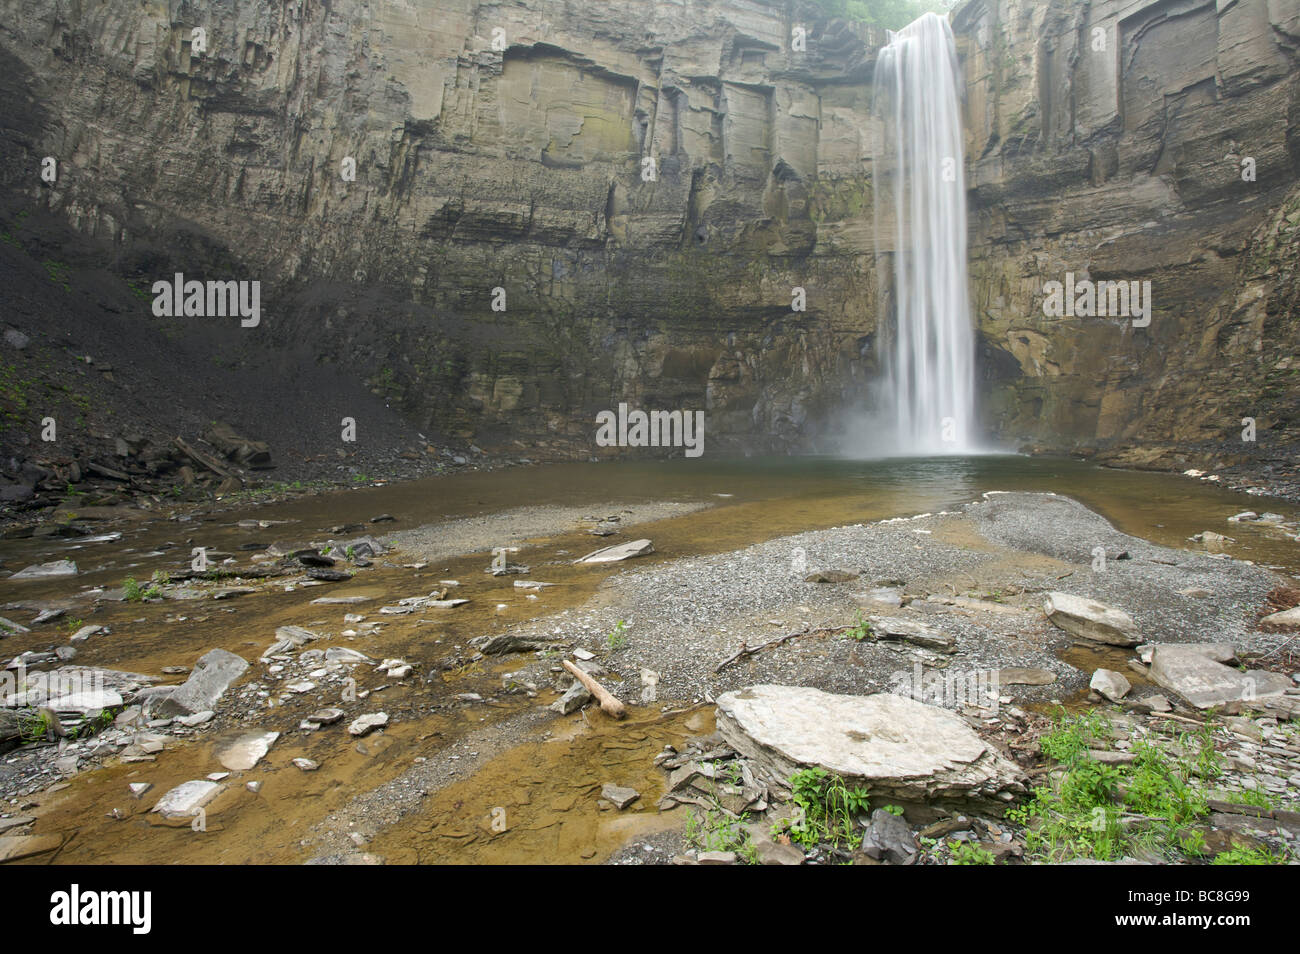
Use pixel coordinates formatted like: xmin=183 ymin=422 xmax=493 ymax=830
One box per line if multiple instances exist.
xmin=872 ymin=12 xmax=975 ymax=455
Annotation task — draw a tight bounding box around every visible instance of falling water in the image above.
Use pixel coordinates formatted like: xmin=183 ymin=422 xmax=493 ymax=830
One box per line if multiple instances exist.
xmin=872 ymin=12 xmax=976 ymax=454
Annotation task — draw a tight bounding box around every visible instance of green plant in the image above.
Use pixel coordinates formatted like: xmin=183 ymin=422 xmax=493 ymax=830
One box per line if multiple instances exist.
xmin=844 ymin=613 xmax=874 ymax=641
xmin=17 ymin=709 xmax=52 ymax=743
xmin=949 ymin=841 xmax=995 ymax=865
xmin=1221 ymin=788 xmax=1276 ymax=811
xmin=1212 ymin=844 xmax=1290 ymax=865
xmin=1009 ymin=711 xmax=1219 ymax=863
xmin=774 ymin=767 xmax=870 ymax=851
xmin=606 ymin=620 xmax=629 ymax=651
xmin=123 ymin=576 xmax=163 ymax=602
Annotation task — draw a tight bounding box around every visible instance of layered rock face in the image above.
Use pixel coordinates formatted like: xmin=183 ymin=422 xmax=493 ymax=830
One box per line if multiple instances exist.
xmin=0 ymin=0 xmax=885 ymax=455
xmin=955 ymin=0 xmax=1300 ymax=468
xmin=2 ymin=0 xmax=1297 ymax=465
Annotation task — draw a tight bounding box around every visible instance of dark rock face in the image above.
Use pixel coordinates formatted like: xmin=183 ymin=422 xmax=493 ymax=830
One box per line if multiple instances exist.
xmin=954 ymin=0 xmax=1300 ymax=469
xmin=0 ymin=0 xmax=886 ymax=456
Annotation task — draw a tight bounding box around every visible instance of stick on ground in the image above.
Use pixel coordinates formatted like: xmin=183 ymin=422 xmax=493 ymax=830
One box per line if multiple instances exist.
xmin=563 ymin=659 xmax=626 ymax=719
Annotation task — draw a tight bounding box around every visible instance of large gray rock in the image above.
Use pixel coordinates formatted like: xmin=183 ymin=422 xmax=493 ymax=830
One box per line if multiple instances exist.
xmin=152 ymin=780 xmax=221 ymax=819
xmin=1043 ymin=592 xmax=1140 ymax=646
xmin=216 ymin=731 xmax=279 ymax=770
xmin=9 ymin=560 xmax=77 ymax=580
xmin=155 ymin=649 xmax=248 ymax=717
xmin=1149 ymin=646 xmax=1292 ymax=712
xmin=867 ymin=616 xmax=956 ymax=653
xmin=859 ymin=808 xmax=918 ymax=865
xmin=714 ymin=686 xmax=1025 ymax=806
xmin=1261 ymin=606 xmax=1300 ymax=627
xmin=576 ymin=539 xmax=654 ymax=564
xmin=1089 ymin=669 xmax=1131 ymax=703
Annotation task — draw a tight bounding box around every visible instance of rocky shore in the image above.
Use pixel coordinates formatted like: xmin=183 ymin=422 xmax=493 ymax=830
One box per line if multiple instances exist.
xmin=1 ymin=488 xmax=1298 ymax=865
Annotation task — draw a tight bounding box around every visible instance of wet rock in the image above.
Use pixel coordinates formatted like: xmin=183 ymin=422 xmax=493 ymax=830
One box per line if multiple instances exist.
xmin=31 ymin=608 xmax=65 ymax=625
xmin=0 ymin=617 xmax=30 ymax=636
xmin=575 ymin=539 xmax=654 ymax=564
xmin=175 ymin=710 xmax=214 ymax=727
xmin=0 ymin=835 xmax=62 ymax=862
xmin=9 ymin=560 xmax=77 ymax=580
xmin=715 ymin=686 xmax=1025 ymax=805
xmin=1043 ymin=592 xmax=1140 ymax=646
xmin=1090 ymin=669 xmax=1132 ymax=702
xmin=601 ymin=783 xmax=640 ymax=809
xmin=324 ymin=647 xmax=372 ymax=664
xmin=155 ymin=648 xmax=249 ymax=717
xmin=550 ymin=681 xmax=592 ymax=714
xmin=293 ymin=758 xmax=320 ymax=771
xmin=217 ymin=731 xmax=279 ymax=770
xmin=128 ymin=782 xmax=152 ymax=798
xmin=308 ymin=708 xmax=345 ymax=725
xmin=348 ymin=712 xmax=388 ymax=736
xmin=68 ymin=624 xmax=103 ymax=643
xmin=308 ymin=568 xmax=353 ymax=582
xmin=152 ymin=780 xmax=221 ymax=819
xmin=469 ymin=632 xmax=557 ymax=655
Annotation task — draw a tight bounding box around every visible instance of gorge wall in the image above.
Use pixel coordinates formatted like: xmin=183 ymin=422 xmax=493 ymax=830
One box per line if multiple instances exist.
xmin=0 ymin=0 xmax=885 ymax=459
xmin=957 ymin=0 xmax=1300 ymax=470
xmin=1 ymin=0 xmax=1298 ymax=469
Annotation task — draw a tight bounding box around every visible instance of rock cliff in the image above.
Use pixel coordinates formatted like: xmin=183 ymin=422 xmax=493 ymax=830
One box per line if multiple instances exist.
xmin=0 ymin=0 xmax=886 ymax=457
xmin=955 ymin=0 xmax=1300 ymax=470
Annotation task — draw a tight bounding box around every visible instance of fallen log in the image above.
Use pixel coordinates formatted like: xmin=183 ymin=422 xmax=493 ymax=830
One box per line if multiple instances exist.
xmin=562 ymin=660 xmax=626 ymax=719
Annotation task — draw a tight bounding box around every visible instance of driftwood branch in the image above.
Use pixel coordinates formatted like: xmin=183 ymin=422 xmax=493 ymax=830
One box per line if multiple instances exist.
xmin=563 ymin=660 xmax=626 ymax=719
xmin=714 ymin=620 xmax=840 ymax=674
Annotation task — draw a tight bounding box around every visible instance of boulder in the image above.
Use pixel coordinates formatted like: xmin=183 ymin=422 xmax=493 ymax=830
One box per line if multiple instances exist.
xmin=9 ymin=560 xmax=77 ymax=580
xmin=1043 ymin=592 xmax=1139 ymax=646
xmin=575 ymin=539 xmax=654 ymax=564
xmin=152 ymin=780 xmax=221 ymax=819
xmin=348 ymin=712 xmax=388 ymax=736
xmin=550 ymin=681 xmax=592 ymax=714
xmin=715 ymin=686 xmax=1025 ymax=806
xmin=859 ymin=808 xmax=918 ymax=865
xmin=216 ymin=731 xmax=279 ymax=770
xmin=1261 ymin=606 xmax=1300 ymax=627
xmin=867 ymin=616 xmax=956 ymax=653
xmin=155 ymin=649 xmax=248 ymax=717
xmin=1089 ymin=669 xmax=1132 ymax=702
xmin=1149 ymin=645 xmax=1292 ymax=711
xmin=601 ymin=783 xmax=640 ymax=809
